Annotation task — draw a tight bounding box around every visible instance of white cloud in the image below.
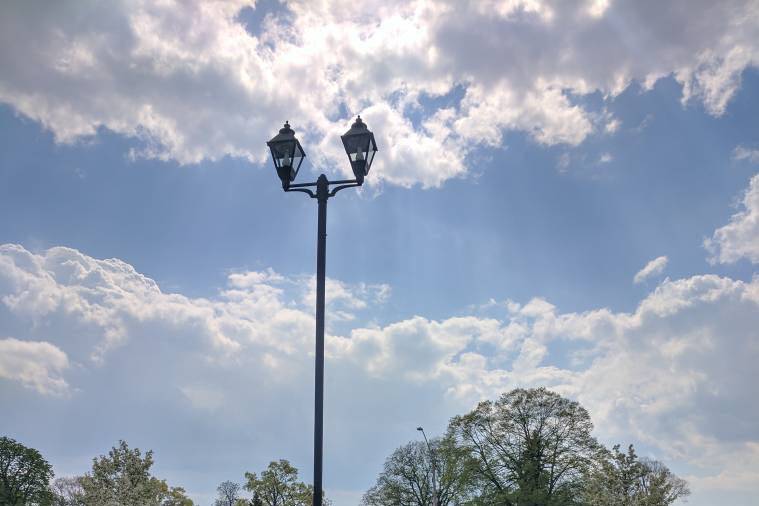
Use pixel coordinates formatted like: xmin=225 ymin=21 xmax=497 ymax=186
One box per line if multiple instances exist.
xmin=1 ymin=243 xmax=758 ymax=502
xmin=604 ymin=118 xmax=621 ymax=134
xmin=705 ymin=174 xmax=759 ymax=264
xmin=179 ymin=384 xmax=225 ymax=412
xmin=733 ymin=145 xmax=759 ymax=164
xmin=634 ymin=255 xmax=669 ymax=284
xmin=0 ymin=1 xmax=757 ymax=187
xmin=0 ymin=337 xmax=69 ymax=395
xmin=556 ymin=153 xmax=571 ymax=172
xmin=301 ymin=276 xmax=392 ymax=321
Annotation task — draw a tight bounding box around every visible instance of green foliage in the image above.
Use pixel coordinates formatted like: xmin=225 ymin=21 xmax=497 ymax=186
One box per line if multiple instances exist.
xmin=77 ymin=440 xmax=193 ymax=506
xmin=244 ymin=460 xmax=323 ymax=506
xmin=581 ymin=444 xmax=690 ymax=505
xmin=362 ymin=388 xmax=608 ymax=506
xmin=364 ymin=388 xmax=691 ymax=506
xmin=448 ymin=387 xmax=602 ymax=506
xmin=0 ymin=436 xmax=55 ymax=506
xmin=362 ymin=436 xmax=477 ymax=506
xmin=161 ymin=484 xmax=194 ymax=506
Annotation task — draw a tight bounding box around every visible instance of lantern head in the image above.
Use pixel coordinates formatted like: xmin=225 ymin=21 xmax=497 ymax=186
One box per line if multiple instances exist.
xmin=341 ymin=116 xmax=377 ymax=184
xmin=267 ymin=121 xmax=305 ymax=189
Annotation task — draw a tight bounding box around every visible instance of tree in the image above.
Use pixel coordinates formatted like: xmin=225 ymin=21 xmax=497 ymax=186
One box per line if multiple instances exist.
xmin=582 ymin=444 xmax=689 ymax=505
xmin=638 ymin=458 xmax=690 ymax=505
xmin=79 ymin=440 xmax=168 ymax=506
xmin=52 ymin=476 xmax=85 ymax=506
xmin=448 ymin=388 xmax=602 ymax=506
xmin=244 ymin=460 xmax=321 ymax=506
xmin=362 ymin=436 xmax=477 ymax=506
xmin=160 ymin=483 xmax=194 ymax=506
xmin=214 ymin=481 xmax=241 ymax=506
xmin=0 ymin=436 xmax=54 ymax=505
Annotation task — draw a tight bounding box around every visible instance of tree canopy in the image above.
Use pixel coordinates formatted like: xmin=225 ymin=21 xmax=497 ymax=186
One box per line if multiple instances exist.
xmin=364 ymin=388 xmax=690 ymax=506
xmin=581 ymin=444 xmax=690 ymax=505
xmin=72 ymin=440 xmax=194 ymax=506
xmin=214 ymin=480 xmax=241 ymax=506
xmin=449 ymin=387 xmax=601 ymax=505
xmin=0 ymin=436 xmax=54 ymax=506
xmin=244 ymin=460 xmax=321 ymax=506
xmin=51 ymin=476 xmax=84 ymax=506
xmin=362 ymin=437 xmax=476 ymax=506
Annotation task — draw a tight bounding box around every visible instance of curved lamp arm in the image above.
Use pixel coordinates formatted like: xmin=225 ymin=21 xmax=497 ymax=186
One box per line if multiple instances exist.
xmin=285 ymin=187 xmax=317 ymax=198
xmin=329 ymin=181 xmax=362 ymax=197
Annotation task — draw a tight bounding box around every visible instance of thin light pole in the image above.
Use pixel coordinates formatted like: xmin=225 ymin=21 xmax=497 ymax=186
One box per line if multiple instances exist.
xmin=417 ymin=427 xmax=439 ymax=506
xmin=313 ymin=174 xmax=328 ymax=506
xmin=283 ymin=175 xmax=363 ymax=506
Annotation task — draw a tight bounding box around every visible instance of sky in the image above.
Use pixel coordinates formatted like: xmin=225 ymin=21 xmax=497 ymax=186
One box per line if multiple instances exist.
xmin=1 ymin=1 xmax=758 ymax=504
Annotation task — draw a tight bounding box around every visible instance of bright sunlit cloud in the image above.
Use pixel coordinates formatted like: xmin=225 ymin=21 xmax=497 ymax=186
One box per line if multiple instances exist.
xmin=1 ymin=1 xmax=758 ymax=187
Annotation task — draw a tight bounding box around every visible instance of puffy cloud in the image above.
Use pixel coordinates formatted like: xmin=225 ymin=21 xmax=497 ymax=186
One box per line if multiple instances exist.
xmin=1 ymin=243 xmax=758 ymax=502
xmin=302 ymin=275 xmax=391 ymax=321
xmin=733 ymin=145 xmax=759 ymax=164
xmin=0 ymin=1 xmax=757 ymax=187
xmin=0 ymin=337 xmax=69 ymax=395
xmin=633 ymin=255 xmax=669 ymax=284
xmin=705 ymin=174 xmax=759 ymax=264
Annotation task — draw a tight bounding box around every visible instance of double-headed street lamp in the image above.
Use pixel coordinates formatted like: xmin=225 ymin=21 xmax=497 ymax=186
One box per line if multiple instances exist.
xmin=417 ymin=427 xmax=439 ymax=506
xmin=267 ymin=117 xmax=378 ymax=506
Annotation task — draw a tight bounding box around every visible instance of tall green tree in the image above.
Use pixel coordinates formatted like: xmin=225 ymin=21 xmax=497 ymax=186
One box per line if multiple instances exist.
xmin=448 ymin=388 xmax=602 ymax=506
xmin=0 ymin=436 xmax=54 ymax=506
xmin=244 ymin=460 xmax=322 ymax=506
xmin=581 ymin=444 xmax=689 ymax=505
xmin=362 ymin=436 xmax=477 ymax=506
xmin=79 ymin=440 xmax=174 ymax=506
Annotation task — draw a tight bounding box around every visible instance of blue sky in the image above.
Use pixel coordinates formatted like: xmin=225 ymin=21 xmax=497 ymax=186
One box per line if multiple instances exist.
xmin=1 ymin=1 xmax=759 ymax=505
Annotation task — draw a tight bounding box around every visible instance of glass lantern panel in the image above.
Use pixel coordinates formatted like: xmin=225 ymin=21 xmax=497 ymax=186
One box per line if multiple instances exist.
xmin=292 ymin=142 xmax=304 ymax=169
xmin=272 ymin=140 xmax=296 ymax=167
xmin=365 ymin=148 xmax=376 ymax=171
xmin=348 ymin=136 xmax=369 ymax=162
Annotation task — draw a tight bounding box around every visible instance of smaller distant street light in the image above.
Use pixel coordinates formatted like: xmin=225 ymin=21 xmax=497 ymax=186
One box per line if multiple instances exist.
xmin=417 ymin=426 xmax=439 ymax=506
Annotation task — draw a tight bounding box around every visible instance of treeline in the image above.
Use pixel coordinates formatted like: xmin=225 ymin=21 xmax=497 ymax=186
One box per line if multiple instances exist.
xmin=2 ymin=388 xmax=690 ymax=506
xmin=0 ymin=438 xmax=194 ymax=506
xmin=0 ymin=438 xmax=319 ymax=506
xmin=362 ymin=388 xmax=690 ymax=506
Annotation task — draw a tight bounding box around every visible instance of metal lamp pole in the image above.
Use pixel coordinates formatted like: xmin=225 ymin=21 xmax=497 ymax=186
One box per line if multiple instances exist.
xmin=267 ymin=118 xmax=378 ymax=506
xmin=417 ymin=427 xmax=439 ymax=506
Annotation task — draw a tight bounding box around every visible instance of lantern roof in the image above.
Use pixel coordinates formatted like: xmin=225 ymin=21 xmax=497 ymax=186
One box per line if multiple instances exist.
xmin=342 ymin=116 xmax=369 ymax=137
xmin=267 ymin=121 xmax=296 ymax=145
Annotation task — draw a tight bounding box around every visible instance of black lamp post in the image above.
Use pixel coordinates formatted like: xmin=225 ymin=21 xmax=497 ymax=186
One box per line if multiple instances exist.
xmin=267 ymin=117 xmax=378 ymax=506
